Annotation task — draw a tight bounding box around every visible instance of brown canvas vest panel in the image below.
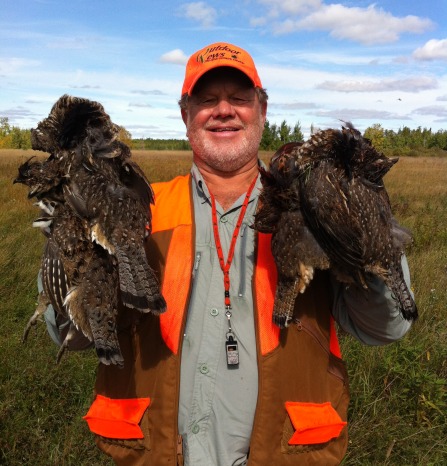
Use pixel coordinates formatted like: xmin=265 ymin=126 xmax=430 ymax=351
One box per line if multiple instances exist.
xmin=90 ymin=175 xmax=350 ymax=465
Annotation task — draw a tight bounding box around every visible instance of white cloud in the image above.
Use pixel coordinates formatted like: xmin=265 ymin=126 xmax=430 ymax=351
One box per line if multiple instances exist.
xmin=316 ymin=76 xmax=438 ymax=93
xmin=393 ymin=56 xmax=410 ymax=64
xmin=129 ymin=102 xmax=152 ymax=108
xmin=311 ymin=108 xmax=412 ymax=121
xmin=269 ymin=101 xmax=318 ymax=110
xmin=178 ymin=2 xmax=217 ymax=28
xmin=71 ymin=84 xmax=101 ymax=89
xmin=46 ymin=36 xmax=92 ymax=49
xmin=413 ymin=39 xmax=447 ymax=61
xmin=250 ymin=17 xmax=268 ymax=27
xmin=259 ymin=2 xmax=433 ymax=45
xmin=412 ymin=106 xmax=447 ymax=117
xmin=131 ymin=90 xmax=167 ymax=96
xmin=258 ymin=0 xmax=322 ymax=16
xmin=0 ymin=57 xmax=41 ymax=75
xmin=275 ymin=49 xmax=390 ymax=66
xmin=436 ymin=95 xmax=447 ymax=101
xmin=0 ymin=105 xmax=37 ymax=120
xmin=159 ymin=49 xmax=189 ymax=65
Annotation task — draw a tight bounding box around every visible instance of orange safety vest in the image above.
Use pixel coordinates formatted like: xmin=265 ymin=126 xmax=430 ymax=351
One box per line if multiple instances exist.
xmin=85 ymin=174 xmax=349 ymax=466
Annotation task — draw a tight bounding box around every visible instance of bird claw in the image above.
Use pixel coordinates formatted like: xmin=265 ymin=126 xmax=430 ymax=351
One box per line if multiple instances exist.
xmin=295 ymin=264 xmax=314 ymax=295
xmin=22 ymin=293 xmax=49 ymax=343
xmin=22 ymin=311 xmax=40 ymax=342
xmin=56 ymin=341 xmax=68 ymax=364
xmin=272 ymin=312 xmax=293 ymax=329
xmin=300 ymin=264 xmax=314 ymax=288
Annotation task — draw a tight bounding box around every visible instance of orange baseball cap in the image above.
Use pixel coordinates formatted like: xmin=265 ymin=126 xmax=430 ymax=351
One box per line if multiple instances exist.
xmin=181 ymin=42 xmax=263 ymax=96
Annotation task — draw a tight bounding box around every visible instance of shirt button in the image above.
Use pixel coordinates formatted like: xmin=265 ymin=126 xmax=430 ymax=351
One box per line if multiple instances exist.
xmin=199 ymin=363 xmax=209 ymax=374
xmin=210 ymin=308 xmax=219 ymax=316
xmin=192 ymin=424 xmax=200 ymax=434
xmin=220 ymin=216 xmax=228 ymax=223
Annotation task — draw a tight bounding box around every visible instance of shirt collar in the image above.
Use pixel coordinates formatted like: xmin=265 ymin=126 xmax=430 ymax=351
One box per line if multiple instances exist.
xmin=190 ymin=162 xmax=263 ymax=211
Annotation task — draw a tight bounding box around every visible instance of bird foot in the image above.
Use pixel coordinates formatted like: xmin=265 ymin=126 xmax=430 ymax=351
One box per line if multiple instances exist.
xmin=56 ymin=324 xmax=78 ymax=364
xmin=297 ymin=263 xmax=314 ymax=294
xmin=272 ymin=312 xmax=293 ymax=329
xmin=22 ymin=310 xmax=41 ymax=342
xmin=56 ymin=341 xmax=69 ymax=364
xmin=22 ymin=293 xmax=49 ymax=342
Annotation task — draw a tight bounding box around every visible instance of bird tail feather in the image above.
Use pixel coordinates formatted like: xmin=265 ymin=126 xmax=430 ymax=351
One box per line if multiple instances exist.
xmin=386 ymin=269 xmax=418 ymax=321
xmin=273 ymin=279 xmax=300 ymax=328
xmin=88 ymin=310 xmax=124 ymax=368
xmin=115 ymin=245 xmax=167 ymax=314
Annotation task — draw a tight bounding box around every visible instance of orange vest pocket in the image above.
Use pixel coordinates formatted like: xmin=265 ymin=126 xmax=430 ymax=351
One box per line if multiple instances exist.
xmin=83 ymin=394 xmax=150 ymax=439
xmin=285 ymin=401 xmax=347 ymax=445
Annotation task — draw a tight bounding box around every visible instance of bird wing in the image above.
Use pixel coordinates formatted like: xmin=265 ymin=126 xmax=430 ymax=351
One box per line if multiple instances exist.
xmin=41 ymin=238 xmax=70 ymax=318
xmin=299 ymin=161 xmax=367 ymax=274
xmin=63 ymin=183 xmax=89 ymax=218
xmin=121 ymin=158 xmax=155 ymax=208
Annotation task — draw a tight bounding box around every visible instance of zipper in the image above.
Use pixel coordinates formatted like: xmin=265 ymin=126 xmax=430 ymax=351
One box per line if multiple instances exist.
xmin=293 ymin=317 xmax=328 ymax=355
xmin=293 ymin=317 xmax=345 ymax=383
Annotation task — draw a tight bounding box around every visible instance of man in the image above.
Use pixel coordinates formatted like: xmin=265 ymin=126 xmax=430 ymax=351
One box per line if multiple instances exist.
xmin=52 ymin=42 xmax=412 ymax=465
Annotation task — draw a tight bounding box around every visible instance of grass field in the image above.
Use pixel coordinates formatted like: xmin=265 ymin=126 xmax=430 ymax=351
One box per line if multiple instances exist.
xmin=1 ymin=149 xmax=446 ymax=465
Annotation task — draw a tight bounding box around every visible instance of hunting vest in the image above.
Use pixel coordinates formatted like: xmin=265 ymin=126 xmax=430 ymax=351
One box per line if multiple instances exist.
xmin=85 ymin=174 xmax=350 ymax=465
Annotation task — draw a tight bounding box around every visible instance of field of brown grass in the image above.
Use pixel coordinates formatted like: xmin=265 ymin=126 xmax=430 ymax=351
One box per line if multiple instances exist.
xmin=1 ymin=149 xmax=446 ymax=465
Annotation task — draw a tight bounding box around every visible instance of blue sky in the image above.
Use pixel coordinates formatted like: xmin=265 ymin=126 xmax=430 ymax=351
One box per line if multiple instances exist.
xmin=1 ymin=0 xmax=446 ymax=139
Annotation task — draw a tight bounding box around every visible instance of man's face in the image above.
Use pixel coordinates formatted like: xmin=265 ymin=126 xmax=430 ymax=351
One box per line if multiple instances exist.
xmin=182 ymin=69 xmax=267 ymax=174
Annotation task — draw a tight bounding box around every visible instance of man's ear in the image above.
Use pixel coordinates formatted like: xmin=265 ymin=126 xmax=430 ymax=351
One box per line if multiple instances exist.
xmin=261 ymin=101 xmax=267 ymax=125
xmin=181 ymin=109 xmax=188 ymax=125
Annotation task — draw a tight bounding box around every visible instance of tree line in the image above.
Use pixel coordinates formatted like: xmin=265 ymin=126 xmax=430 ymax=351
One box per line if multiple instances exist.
xmin=364 ymin=123 xmax=447 ymax=153
xmin=1 ymin=116 xmax=446 ymax=153
xmin=0 ymin=117 xmax=32 ymax=149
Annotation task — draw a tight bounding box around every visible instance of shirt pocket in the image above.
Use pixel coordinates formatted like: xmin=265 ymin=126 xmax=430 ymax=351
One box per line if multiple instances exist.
xmin=83 ymin=394 xmax=151 ymax=450
xmin=284 ymin=401 xmax=347 ymax=445
xmin=279 ymin=318 xmax=349 ymax=456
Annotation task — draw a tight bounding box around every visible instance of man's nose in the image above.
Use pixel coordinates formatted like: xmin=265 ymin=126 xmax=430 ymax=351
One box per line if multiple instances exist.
xmin=212 ymin=98 xmax=235 ymax=118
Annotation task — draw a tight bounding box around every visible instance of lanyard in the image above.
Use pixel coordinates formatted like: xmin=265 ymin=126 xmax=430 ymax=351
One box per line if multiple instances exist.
xmin=209 ymin=175 xmax=258 ymax=310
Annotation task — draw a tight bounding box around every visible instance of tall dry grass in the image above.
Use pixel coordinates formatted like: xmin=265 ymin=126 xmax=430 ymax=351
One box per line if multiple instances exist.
xmin=1 ymin=150 xmax=446 ymax=465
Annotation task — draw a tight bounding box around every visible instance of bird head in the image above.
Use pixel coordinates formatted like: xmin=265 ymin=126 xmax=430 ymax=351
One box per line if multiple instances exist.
xmin=14 ymin=156 xmax=35 ymax=183
xmin=14 ymin=156 xmax=65 ymax=199
xmin=14 ymin=156 xmax=43 ymax=184
xmin=14 ymin=157 xmax=46 ymax=197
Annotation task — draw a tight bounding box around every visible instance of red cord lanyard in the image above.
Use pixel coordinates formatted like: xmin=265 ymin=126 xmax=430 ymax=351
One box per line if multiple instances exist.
xmin=210 ymin=175 xmax=258 ymax=311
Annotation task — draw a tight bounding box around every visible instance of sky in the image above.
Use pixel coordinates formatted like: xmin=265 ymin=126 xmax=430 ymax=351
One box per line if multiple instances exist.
xmin=1 ymin=0 xmax=447 ymax=140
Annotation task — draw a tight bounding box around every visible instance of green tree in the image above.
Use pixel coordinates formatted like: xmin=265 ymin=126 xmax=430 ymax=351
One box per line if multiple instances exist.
xmin=364 ymin=124 xmax=386 ymax=151
xmin=260 ymin=119 xmax=304 ymax=150
xmin=0 ymin=117 xmax=11 ymax=137
xmin=10 ymin=127 xmax=31 ymax=149
xmin=117 ymin=126 xmax=132 ymax=147
xmin=278 ymin=120 xmax=291 ymax=143
xmin=260 ymin=120 xmax=278 ymax=150
xmin=0 ymin=118 xmax=31 ymax=149
xmin=429 ymin=130 xmax=447 ymax=150
xmin=291 ymin=122 xmax=304 ymax=142
xmin=0 ymin=117 xmax=12 ymax=147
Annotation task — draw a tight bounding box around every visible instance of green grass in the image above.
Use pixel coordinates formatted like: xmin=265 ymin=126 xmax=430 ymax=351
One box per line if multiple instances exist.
xmin=1 ymin=150 xmax=446 ymax=465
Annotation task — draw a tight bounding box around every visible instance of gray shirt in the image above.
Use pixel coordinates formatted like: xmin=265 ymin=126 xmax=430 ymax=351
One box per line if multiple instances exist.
xmin=178 ymin=165 xmax=260 ymax=466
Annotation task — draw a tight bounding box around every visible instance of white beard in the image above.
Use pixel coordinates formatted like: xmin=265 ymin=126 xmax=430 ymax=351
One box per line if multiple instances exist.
xmin=187 ymin=118 xmax=264 ymax=173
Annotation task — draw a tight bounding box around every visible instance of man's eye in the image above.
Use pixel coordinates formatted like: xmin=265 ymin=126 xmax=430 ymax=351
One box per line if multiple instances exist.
xmin=199 ymin=98 xmax=217 ymax=106
xmin=232 ymin=97 xmax=248 ymax=104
